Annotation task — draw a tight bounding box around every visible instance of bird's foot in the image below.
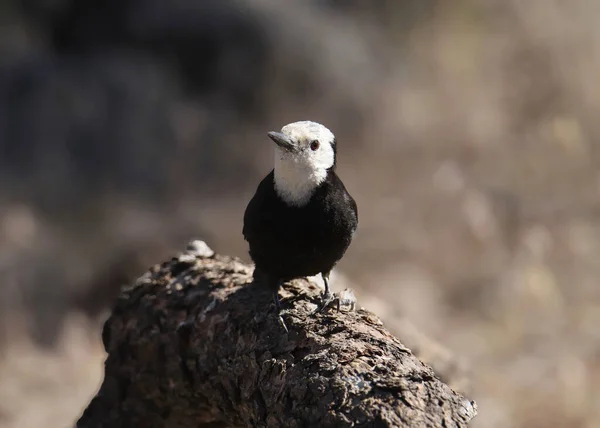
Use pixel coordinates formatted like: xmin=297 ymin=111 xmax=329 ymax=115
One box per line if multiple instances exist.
xmin=277 ymin=314 xmax=289 ymax=334
xmin=273 ymin=292 xmax=289 ymax=334
xmin=312 ymin=288 xmax=357 ymax=315
xmin=312 ymin=289 xmax=336 ymax=314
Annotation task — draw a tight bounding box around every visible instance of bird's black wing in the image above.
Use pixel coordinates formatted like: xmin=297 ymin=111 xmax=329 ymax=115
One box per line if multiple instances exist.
xmin=348 ymin=191 xmax=358 ymax=234
xmin=328 ymin=171 xmax=358 ymax=235
xmin=242 ymin=170 xmax=275 ymax=243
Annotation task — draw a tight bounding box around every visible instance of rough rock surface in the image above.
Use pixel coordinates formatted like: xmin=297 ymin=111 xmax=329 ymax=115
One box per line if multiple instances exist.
xmin=78 ymin=241 xmax=477 ymax=427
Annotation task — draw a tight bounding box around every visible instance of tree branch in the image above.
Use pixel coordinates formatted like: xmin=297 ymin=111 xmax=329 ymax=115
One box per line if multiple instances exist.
xmin=77 ymin=241 xmax=477 ymax=428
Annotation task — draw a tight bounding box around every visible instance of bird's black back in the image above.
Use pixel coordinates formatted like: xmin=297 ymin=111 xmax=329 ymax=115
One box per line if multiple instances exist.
xmin=243 ymin=169 xmax=357 ymax=282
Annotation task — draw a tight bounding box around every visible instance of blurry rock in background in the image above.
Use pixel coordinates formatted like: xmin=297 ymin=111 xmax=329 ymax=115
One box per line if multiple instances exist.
xmin=1 ymin=0 xmax=600 ymax=427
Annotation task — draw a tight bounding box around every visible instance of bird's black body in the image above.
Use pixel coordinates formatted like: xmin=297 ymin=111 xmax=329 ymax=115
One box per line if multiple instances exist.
xmin=243 ymin=169 xmax=358 ymax=294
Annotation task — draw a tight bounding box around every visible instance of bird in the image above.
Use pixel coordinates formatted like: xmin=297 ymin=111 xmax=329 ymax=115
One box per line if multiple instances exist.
xmin=243 ymin=120 xmax=358 ymax=326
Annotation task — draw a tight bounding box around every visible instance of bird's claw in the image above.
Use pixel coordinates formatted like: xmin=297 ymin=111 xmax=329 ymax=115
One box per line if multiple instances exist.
xmin=313 ymin=290 xmax=336 ymax=314
xmin=312 ymin=288 xmax=357 ymax=315
xmin=277 ymin=314 xmax=289 ymax=333
xmin=273 ymin=292 xmax=289 ymax=333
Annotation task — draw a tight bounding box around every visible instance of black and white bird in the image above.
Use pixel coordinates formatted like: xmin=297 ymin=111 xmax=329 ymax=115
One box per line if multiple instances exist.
xmin=243 ymin=120 xmax=358 ymax=319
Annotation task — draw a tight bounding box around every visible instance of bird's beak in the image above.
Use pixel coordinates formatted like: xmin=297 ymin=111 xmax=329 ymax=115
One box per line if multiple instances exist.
xmin=268 ymin=131 xmax=297 ymax=153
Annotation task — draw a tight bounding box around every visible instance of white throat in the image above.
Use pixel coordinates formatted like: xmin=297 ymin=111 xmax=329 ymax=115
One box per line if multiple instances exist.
xmin=274 ymin=156 xmax=328 ymax=207
xmin=268 ymin=120 xmax=336 ymax=207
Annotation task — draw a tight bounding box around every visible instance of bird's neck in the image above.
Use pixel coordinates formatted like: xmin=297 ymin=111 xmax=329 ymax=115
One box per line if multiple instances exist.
xmin=273 ymin=159 xmax=328 ymax=207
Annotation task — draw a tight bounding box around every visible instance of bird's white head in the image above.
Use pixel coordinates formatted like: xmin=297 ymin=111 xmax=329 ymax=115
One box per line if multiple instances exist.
xmin=268 ymin=120 xmax=337 ymax=207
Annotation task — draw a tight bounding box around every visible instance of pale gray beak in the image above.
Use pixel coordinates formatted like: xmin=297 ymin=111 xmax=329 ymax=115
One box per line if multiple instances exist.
xmin=267 ymin=131 xmax=297 ymax=152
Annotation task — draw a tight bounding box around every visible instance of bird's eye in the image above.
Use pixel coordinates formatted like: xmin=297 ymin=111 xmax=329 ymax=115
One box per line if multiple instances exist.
xmin=310 ymin=140 xmax=320 ymax=151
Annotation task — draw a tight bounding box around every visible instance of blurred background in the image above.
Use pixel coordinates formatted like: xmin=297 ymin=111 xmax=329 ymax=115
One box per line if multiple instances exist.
xmin=1 ymin=0 xmax=600 ymax=427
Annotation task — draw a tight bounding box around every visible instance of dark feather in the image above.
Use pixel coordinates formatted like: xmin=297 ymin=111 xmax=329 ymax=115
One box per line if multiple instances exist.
xmin=243 ymin=169 xmax=357 ymax=283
